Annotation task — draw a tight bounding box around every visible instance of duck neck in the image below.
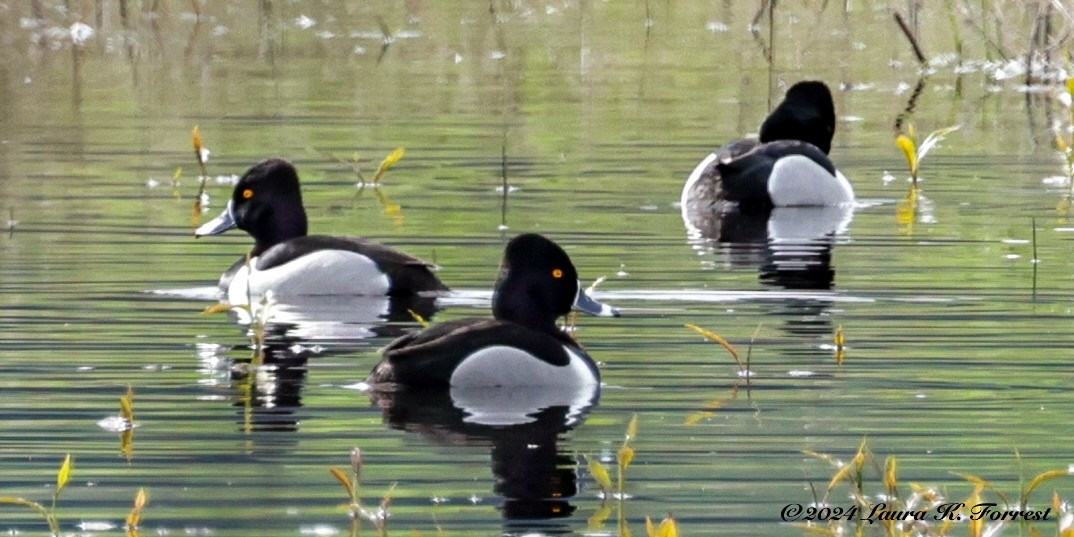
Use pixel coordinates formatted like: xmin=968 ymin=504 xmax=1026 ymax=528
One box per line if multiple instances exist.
xmin=251 ymin=207 xmax=307 ymax=256
xmin=492 ymin=279 xmax=561 ymax=336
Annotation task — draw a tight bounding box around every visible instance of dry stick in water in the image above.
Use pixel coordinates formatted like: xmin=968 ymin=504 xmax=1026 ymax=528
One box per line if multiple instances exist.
xmin=892 ymin=11 xmax=929 ymax=134
xmin=500 ymin=139 xmax=508 ymax=230
xmin=1031 ymin=217 xmax=1038 ymax=300
xmin=893 ymin=12 xmax=927 ymax=66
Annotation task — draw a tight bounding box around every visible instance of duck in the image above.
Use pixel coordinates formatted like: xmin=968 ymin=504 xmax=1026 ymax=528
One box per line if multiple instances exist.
xmin=195 ymin=158 xmax=448 ymax=304
xmin=366 ymin=233 xmax=620 ymax=388
xmin=680 ymin=80 xmax=855 ymax=217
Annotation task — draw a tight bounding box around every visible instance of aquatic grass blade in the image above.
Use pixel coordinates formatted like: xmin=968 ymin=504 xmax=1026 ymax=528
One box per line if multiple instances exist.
xmin=407 ymin=309 xmax=431 ymax=328
xmin=126 ymin=487 xmax=148 ymax=528
xmin=588 ymin=501 xmax=613 ymax=528
xmin=192 ymin=126 xmax=204 ymax=161
xmin=120 ymin=386 xmax=135 ymax=423
xmin=655 ymin=515 xmax=679 ymax=537
xmin=884 ymin=456 xmax=898 ymax=495
xmin=684 ymin=323 xmax=742 ymax=370
xmin=917 ymin=125 xmax=961 ymax=161
xmin=619 ymin=446 xmax=635 ymax=471
xmin=968 ymin=487 xmax=984 ymax=537
xmin=202 ymin=303 xmax=234 ymax=315
xmin=586 ymin=276 xmax=607 ymax=295
xmin=625 ymin=413 xmax=639 ymax=441
xmin=588 ymin=458 xmax=612 ymax=493
xmin=190 ymin=125 xmax=211 ymax=227
xmin=371 ymin=148 xmax=405 ymax=184
xmin=329 ymin=468 xmax=354 ymax=498
xmin=1022 ymin=469 xmax=1073 ymax=506
xmin=0 ymin=496 xmax=58 ymax=534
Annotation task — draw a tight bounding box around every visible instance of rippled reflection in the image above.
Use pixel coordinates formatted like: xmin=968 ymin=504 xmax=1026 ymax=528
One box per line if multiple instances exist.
xmin=685 ymin=205 xmax=853 ymax=290
xmin=368 ymin=384 xmax=597 ymax=527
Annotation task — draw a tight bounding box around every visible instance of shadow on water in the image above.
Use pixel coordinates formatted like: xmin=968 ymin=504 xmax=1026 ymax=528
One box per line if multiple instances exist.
xmin=368 ymin=384 xmax=598 ymax=530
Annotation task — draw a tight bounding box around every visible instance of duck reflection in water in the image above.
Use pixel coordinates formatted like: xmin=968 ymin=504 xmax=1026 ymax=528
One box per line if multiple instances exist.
xmin=200 ymin=294 xmax=441 ymax=436
xmin=367 ymin=385 xmax=597 ymax=525
xmin=685 ymin=204 xmax=852 ymax=290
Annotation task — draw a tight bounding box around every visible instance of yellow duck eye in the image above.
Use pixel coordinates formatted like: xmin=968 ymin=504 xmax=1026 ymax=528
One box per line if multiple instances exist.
xmin=242 ymin=189 xmax=254 ymax=199
xmin=551 ymin=268 xmax=563 ymax=279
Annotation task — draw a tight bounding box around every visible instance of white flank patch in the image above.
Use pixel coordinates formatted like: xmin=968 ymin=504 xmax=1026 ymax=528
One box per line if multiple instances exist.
xmin=768 ymin=155 xmax=855 ymax=207
xmin=449 ymin=345 xmax=597 ymax=388
xmin=227 ymin=250 xmax=390 ymax=304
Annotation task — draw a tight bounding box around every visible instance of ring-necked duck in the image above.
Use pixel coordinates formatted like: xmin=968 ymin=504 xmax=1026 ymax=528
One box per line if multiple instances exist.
xmin=195 ymin=158 xmax=447 ymax=304
xmin=366 ymin=233 xmax=620 ymax=388
xmin=681 ymin=80 xmax=855 ymax=215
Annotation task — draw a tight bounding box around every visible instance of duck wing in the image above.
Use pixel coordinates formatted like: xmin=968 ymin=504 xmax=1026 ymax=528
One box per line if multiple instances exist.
xmin=686 ymin=139 xmax=760 ymax=206
xmin=716 ymin=140 xmax=836 ymax=209
xmin=368 ymin=318 xmax=572 ymax=386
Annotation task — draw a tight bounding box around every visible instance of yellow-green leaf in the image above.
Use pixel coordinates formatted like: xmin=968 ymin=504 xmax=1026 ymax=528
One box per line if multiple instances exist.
xmin=645 ymin=516 xmax=656 ymax=537
xmin=834 ymin=348 xmax=846 ymax=365
xmin=120 ymin=385 xmax=134 ymax=422
xmin=0 ymin=496 xmax=52 ymax=520
xmin=407 ymin=309 xmax=430 ymax=328
xmin=56 ymin=454 xmax=73 ymax=493
xmin=953 ymin=471 xmax=990 ymax=488
xmin=202 ymin=303 xmax=234 ymax=315
xmin=1066 ymin=77 xmax=1074 ymax=97
xmin=802 ymin=449 xmax=838 ymax=466
xmin=896 ymin=134 xmax=918 ymax=177
xmin=133 ymin=487 xmax=148 ymax=510
xmin=625 ymin=413 xmax=639 ymax=441
xmin=127 ymin=487 xmax=148 ymax=527
xmin=329 ymin=467 xmax=353 ymax=496
xmin=967 ymin=487 xmax=983 ymax=537
xmin=1022 ymin=468 xmax=1071 ymax=503
xmin=372 ymin=147 xmax=405 ymax=183
xmin=684 ymin=323 xmax=742 ymax=367
xmin=587 ymin=502 xmax=613 ymax=529
xmin=618 ymin=446 xmax=635 ymax=470
xmin=655 ymin=515 xmax=679 ymax=537
xmin=382 ymin=147 xmax=405 ymax=168
xmin=588 ymin=459 xmax=612 ymax=492
xmin=120 ymin=428 xmax=134 ymax=461
xmin=834 ymin=325 xmax=845 ymax=349
xmin=827 ymin=461 xmax=855 ymax=492
xmin=883 ymin=456 xmax=897 ymax=492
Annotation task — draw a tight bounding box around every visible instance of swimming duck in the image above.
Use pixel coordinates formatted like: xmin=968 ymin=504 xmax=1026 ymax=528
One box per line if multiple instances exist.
xmin=680 ymin=80 xmax=855 ymax=216
xmin=366 ymin=233 xmax=620 ymax=388
xmin=195 ymin=158 xmax=447 ymax=303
